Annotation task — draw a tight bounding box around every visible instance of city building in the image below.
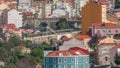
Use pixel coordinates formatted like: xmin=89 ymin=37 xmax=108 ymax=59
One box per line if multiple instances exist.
xmin=7 ymin=9 xmax=23 ymax=28
xmin=97 ymin=42 xmax=116 ymax=65
xmin=60 ymin=35 xmax=91 ymax=51
xmin=91 ymin=23 xmax=120 ymax=37
xmin=82 ymin=1 xmax=106 ymax=34
xmin=0 ymin=23 xmax=22 ymax=39
xmin=0 ymin=3 xmax=9 ymax=15
xmin=96 ymin=36 xmax=120 ymax=66
xmin=107 ymin=11 xmax=120 ymax=25
xmin=44 ymin=47 xmax=89 ymax=68
xmin=110 ymin=45 xmax=120 ymax=67
xmin=45 ymin=3 xmax=52 ymax=18
xmin=18 ymin=0 xmax=32 ymax=11
xmin=97 ymin=0 xmax=112 ymax=10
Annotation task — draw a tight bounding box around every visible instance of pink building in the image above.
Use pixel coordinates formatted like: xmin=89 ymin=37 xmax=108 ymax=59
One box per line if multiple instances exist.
xmin=97 ymin=43 xmax=116 ymax=65
xmin=0 ymin=24 xmax=22 ymax=38
xmin=91 ymin=23 xmax=120 ymax=37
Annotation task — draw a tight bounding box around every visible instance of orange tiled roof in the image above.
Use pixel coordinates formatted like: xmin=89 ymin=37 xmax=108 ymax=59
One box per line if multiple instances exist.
xmin=47 ymin=47 xmax=89 ymax=56
xmin=68 ymin=47 xmax=89 ymax=55
xmin=63 ymin=37 xmax=71 ymax=41
xmin=76 ymin=35 xmax=90 ymax=40
xmin=93 ymin=23 xmax=117 ymax=27
xmin=99 ymin=43 xmax=116 ymax=46
xmin=114 ymin=45 xmax=120 ymax=48
xmin=22 ymin=12 xmax=33 ymax=16
xmin=98 ymin=0 xmax=108 ymax=2
xmin=14 ymin=46 xmax=26 ymax=50
xmin=114 ymin=12 xmax=120 ymax=18
xmin=0 ymin=24 xmax=16 ymax=29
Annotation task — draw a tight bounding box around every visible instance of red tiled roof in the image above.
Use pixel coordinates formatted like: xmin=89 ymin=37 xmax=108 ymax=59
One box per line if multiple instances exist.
xmin=98 ymin=0 xmax=108 ymax=2
xmin=0 ymin=24 xmax=16 ymax=29
xmin=47 ymin=47 xmax=89 ymax=56
xmin=14 ymin=46 xmax=26 ymax=50
xmin=63 ymin=37 xmax=71 ymax=41
xmin=0 ymin=0 xmax=10 ymax=4
xmin=47 ymin=50 xmax=68 ymax=56
xmin=93 ymin=23 xmax=117 ymax=27
xmin=114 ymin=45 xmax=120 ymax=48
xmin=76 ymin=35 xmax=90 ymax=40
xmin=22 ymin=12 xmax=33 ymax=16
xmin=114 ymin=12 xmax=120 ymax=18
xmin=68 ymin=47 xmax=89 ymax=55
xmin=99 ymin=43 xmax=116 ymax=46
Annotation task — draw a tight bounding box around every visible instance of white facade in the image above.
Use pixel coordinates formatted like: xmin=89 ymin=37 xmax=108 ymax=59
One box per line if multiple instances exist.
xmin=8 ymin=9 xmax=23 ymax=28
xmin=18 ymin=0 xmax=32 ymax=10
xmin=101 ymin=5 xmax=107 ymax=23
xmin=60 ymin=38 xmax=86 ymax=50
xmin=50 ymin=9 xmax=66 ymax=17
xmin=45 ymin=4 xmax=52 ymax=18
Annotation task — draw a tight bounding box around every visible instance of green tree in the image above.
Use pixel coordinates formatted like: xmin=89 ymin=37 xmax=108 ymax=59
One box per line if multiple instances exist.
xmin=115 ymin=53 xmax=120 ymax=65
xmin=115 ymin=0 xmax=120 ymax=9
xmin=31 ymin=47 xmax=44 ymax=63
xmin=9 ymin=36 xmax=21 ymax=46
xmin=56 ymin=18 xmax=67 ymax=29
xmin=113 ymin=34 xmax=120 ymax=39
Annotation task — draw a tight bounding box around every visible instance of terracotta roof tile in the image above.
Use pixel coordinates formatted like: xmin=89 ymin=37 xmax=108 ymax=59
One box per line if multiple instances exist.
xmin=47 ymin=47 xmax=89 ymax=57
xmin=63 ymin=37 xmax=71 ymax=41
xmin=114 ymin=12 xmax=120 ymax=18
xmin=99 ymin=43 xmax=116 ymax=46
xmin=14 ymin=46 xmax=26 ymax=50
xmin=114 ymin=45 xmax=120 ymax=48
xmin=93 ymin=23 xmax=117 ymax=27
xmin=98 ymin=0 xmax=108 ymax=2
xmin=76 ymin=35 xmax=90 ymax=40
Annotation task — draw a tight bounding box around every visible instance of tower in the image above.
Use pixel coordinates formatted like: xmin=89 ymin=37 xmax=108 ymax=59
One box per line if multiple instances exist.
xmin=82 ymin=1 xmax=106 ymax=35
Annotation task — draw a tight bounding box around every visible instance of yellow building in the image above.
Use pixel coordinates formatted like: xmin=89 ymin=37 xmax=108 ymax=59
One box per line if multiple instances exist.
xmin=82 ymin=1 xmax=106 ymax=34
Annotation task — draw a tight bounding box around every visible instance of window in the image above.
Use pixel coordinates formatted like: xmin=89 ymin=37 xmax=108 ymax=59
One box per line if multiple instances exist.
xmin=58 ymin=58 xmax=62 ymax=64
xmin=53 ymin=65 xmax=56 ymax=68
xmin=109 ymin=30 xmax=111 ymax=33
xmin=78 ymin=64 xmax=83 ymax=68
xmin=64 ymin=65 xmax=67 ymax=68
xmin=71 ymin=58 xmax=74 ymax=62
xmin=116 ymin=30 xmax=118 ymax=33
xmin=97 ymin=30 xmax=100 ymax=33
xmin=105 ymin=57 xmax=108 ymax=61
xmin=71 ymin=65 xmax=74 ymax=68
xmin=103 ymin=30 xmax=105 ymax=32
xmin=53 ymin=58 xmax=56 ymax=62
xmin=46 ymin=58 xmax=49 ymax=62
xmin=58 ymin=65 xmax=61 ymax=68
xmin=79 ymin=57 xmax=82 ymax=62
xmin=64 ymin=58 xmax=67 ymax=62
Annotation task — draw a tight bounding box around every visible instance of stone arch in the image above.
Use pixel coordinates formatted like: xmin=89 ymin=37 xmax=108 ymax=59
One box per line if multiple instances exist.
xmin=60 ymin=35 xmax=68 ymax=40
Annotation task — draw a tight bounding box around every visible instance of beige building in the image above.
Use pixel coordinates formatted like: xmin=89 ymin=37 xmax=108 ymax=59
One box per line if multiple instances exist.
xmin=11 ymin=46 xmax=31 ymax=54
xmin=0 ymin=3 xmax=8 ymax=14
xmin=45 ymin=3 xmax=52 ymax=18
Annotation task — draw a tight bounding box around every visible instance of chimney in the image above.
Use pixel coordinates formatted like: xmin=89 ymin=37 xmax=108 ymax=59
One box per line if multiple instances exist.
xmin=58 ymin=52 xmax=62 ymax=56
